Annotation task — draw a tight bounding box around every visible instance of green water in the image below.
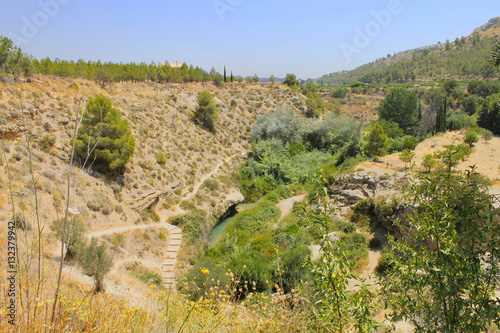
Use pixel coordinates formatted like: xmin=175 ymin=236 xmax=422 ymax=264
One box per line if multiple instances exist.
xmin=207 ymin=201 xmax=261 ymax=248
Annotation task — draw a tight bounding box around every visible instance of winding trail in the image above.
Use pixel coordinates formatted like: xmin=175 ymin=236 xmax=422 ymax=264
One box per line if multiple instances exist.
xmin=276 ymin=194 xmax=306 ymax=221
xmin=55 ymin=155 xmax=238 ymax=290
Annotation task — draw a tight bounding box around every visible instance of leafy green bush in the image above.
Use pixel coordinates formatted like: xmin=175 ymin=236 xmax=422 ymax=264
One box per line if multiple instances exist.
xmin=50 ymin=216 xmax=86 ymax=261
xmin=331 ymin=86 xmax=349 ymax=98
xmin=170 ymin=210 xmax=206 ymax=242
xmin=203 ymin=179 xmax=219 ymax=191
xmin=339 ymin=232 xmax=369 ymax=261
xmin=464 ymin=129 xmax=478 ymax=147
xmin=227 ymin=200 xmax=279 ymax=235
xmin=376 ymin=252 xmax=394 ymax=275
xmin=75 ymin=96 xmax=135 ymax=175
xmin=334 ymin=221 xmax=356 ymax=233
xmin=77 ymin=238 xmax=113 ymax=293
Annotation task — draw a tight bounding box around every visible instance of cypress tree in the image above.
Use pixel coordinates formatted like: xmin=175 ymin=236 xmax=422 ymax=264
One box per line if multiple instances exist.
xmin=224 ymin=66 xmax=227 ymax=83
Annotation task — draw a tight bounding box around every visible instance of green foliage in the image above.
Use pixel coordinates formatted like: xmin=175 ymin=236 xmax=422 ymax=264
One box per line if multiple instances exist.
xmin=364 ymin=122 xmax=389 ymax=157
xmin=0 ymin=36 xmax=33 ymax=76
xmin=170 ymin=210 xmax=206 ymax=242
xmin=307 ymin=236 xmax=377 ymax=332
xmin=464 ymin=129 xmax=479 ymax=146
xmin=378 ymin=119 xmax=404 ymax=139
xmin=421 ymin=153 xmax=437 ymax=172
xmin=203 ymin=178 xmax=219 ymax=191
xmin=77 ymin=238 xmax=113 ymax=293
xmin=156 ymin=152 xmax=167 ymax=165
xmin=283 ymin=73 xmax=300 ymax=88
xmin=399 ymin=149 xmax=415 ymax=170
xmin=251 ymin=106 xmax=305 ymax=144
xmin=334 ymin=220 xmax=356 ymax=233
xmin=305 ymin=92 xmax=324 ymax=118
xmin=317 ymin=35 xmax=499 ymax=85
xmin=378 ymin=88 xmax=418 ymax=131
xmin=383 ymin=166 xmax=500 ymax=331
xmin=339 ymin=232 xmax=369 ymax=262
xmin=226 ymin=200 xmax=279 ymax=235
xmin=481 ymin=128 xmax=493 ymax=142
xmin=478 ymin=93 xmax=500 ymax=135
xmin=494 ymin=40 xmax=500 ymax=67
xmin=193 ymin=90 xmax=219 ymax=133
xmin=135 ymin=271 xmax=163 ymax=287
xmin=50 ymin=217 xmax=86 ymax=261
xmin=331 ymin=86 xmax=349 ymax=99
xmin=75 ymin=96 xmax=135 ymax=175
xmin=376 ymin=252 xmax=394 ymax=275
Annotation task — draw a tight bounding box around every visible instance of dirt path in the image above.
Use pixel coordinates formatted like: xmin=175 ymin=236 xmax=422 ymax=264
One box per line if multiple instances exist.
xmin=55 ymin=155 xmax=238 ymax=291
xmin=276 ymin=194 xmax=306 ymax=221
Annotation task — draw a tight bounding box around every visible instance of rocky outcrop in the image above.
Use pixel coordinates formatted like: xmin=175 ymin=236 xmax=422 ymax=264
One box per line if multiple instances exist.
xmin=330 ymin=169 xmax=408 ymax=207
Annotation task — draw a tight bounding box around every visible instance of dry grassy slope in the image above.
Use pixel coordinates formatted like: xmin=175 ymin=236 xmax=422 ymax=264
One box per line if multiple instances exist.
xmin=0 ymin=76 xmax=306 ymax=241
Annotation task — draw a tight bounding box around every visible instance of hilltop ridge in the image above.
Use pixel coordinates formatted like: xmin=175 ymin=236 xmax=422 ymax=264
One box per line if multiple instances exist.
xmin=318 ymin=17 xmax=500 ymax=85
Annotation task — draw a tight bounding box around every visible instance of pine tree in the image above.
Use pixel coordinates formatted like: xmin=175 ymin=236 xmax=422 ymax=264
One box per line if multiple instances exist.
xmin=75 ymin=96 xmax=135 ymax=175
xmin=363 ymin=122 xmax=389 ymax=157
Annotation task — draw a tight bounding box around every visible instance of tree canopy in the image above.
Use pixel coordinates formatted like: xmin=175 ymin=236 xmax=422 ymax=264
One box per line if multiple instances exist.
xmin=378 ymin=88 xmax=418 ymax=131
xmin=75 ymin=96 xmax=135 ymax=175
xmin=283 ymin=73 xmax=300 ymax=88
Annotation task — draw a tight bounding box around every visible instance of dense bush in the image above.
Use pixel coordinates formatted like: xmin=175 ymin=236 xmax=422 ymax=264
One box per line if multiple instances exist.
xmin=170 ymin=210 xmax=207 ymax=242
xmin=251 ymin=106 xmax=305 ymax=144
xmin=331 ymin=86 xmax=349 ymax=98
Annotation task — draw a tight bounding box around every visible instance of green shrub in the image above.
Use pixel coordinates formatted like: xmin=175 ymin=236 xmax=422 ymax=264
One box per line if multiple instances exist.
xmin=227 ymin=200 xmax=280 ymax=235
xmin=156 ymin=152 xmax=167 ymax=165
xmin=136 ymin=271 xmax=163 ymax=287
xmin=334 ymin=221 xmax=356 ymax=233
xmin=464 ymin=129 xmax=479 ymax=147
xmin=77 ymin=238 xmax=113 ymax=293
xmin=331 ymin=86 xmax=349 ymax=99
xmin=376 ymin=252 xmax=394 ymax=275
xmin=338 ymin=232 xmax=369 ymax=261
xmin=50 ymin=216 xmax=86 ymax=260
xmin=203 ymin=179 xmax=219 ymax=191
xmin=402 ymin=135 xmax=419 ymax=150
xmin=170 ymin=210 xmax=206 ymax=242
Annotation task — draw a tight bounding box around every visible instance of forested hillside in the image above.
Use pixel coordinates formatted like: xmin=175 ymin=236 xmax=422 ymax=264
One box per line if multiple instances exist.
xmin=318 ymin=17 xmax=500 ymax=85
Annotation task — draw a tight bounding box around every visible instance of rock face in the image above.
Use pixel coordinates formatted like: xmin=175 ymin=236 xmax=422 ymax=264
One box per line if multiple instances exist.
xmin=330 ymin=169 xmax=408 ymax=208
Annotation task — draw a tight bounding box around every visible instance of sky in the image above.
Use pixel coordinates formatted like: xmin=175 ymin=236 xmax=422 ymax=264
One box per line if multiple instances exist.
xmin=1 ymin=0 xmax=500 ymax=79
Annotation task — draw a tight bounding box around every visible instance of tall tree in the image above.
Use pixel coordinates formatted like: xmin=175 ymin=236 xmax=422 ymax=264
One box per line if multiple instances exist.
xmin=224 ymin=65 xmax=227 ymax=83
xmin=378 ymin=88 xmax=418 ymax=131
xmin=283 ymin=73 xmax=299 ymax=88
xmin=75 ymin=96 xmax=135 ymax=175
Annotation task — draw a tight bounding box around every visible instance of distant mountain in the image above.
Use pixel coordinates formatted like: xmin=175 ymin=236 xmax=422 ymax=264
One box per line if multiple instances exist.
xmin=317 ymin=17 xmax=500 ymax=85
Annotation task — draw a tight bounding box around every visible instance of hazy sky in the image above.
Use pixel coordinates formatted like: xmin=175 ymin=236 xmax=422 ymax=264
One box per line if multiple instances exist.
xmin=1 ymin=1 xmax=500 ymax=79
